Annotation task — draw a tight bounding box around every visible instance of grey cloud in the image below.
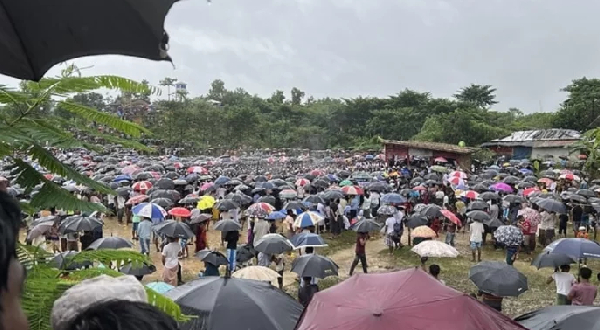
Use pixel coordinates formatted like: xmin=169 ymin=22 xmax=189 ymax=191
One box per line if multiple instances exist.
xmin=1 ymin=0 xmax=600 ymax=112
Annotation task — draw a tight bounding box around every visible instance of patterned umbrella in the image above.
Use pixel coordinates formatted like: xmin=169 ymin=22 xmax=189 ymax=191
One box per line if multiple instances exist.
xmin=411 ymin=240 xmax=459 ymax=258
xmin=494 ymin=225 xmax=523 ymax=246
xmin=294 ymin=211 xmax=323 ymax=228
xmin=279 ymin=189 xmax=297 ymax=199
xmin=377 ymin=205 xmax=397 ymax=216
xmin=132 ymin=202 xmax=167 ymax=219
xmin=132 ymin=180 xmax=152 ymax=192
xmin=248 ymin=202 xmax=275 ymax=217
xmin=295 ymin=178 xmax=310 ymax=186
xmin=126 ymin=194 xmax=149 ymax=205
xmin=341 ymin=185 xmax=364 ymax=196
xmin=411 ymin=225 xmax=436 ymax=238
xmin=232 ymin=266 xmax=281 ymax=281
xmin=461 ymin=190 xmax=479 ymax=199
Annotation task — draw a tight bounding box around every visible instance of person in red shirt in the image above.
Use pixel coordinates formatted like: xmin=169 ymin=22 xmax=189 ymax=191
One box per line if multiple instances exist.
xmin=518 ymin=215 xmax=534 ymax=254
xmin=349 ymin=232 xmax=368 ymax=276
xmin=195 ymin=222 xmax=208 ymax=253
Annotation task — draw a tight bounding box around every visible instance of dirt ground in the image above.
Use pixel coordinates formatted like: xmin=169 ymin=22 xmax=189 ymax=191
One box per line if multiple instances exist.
xmin=42 ymin=216 xmax=600 ymax=317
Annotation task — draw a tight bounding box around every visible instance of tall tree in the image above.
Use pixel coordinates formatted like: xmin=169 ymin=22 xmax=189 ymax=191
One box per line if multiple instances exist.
xmin=453 ymin=84 xmax=498 ymax=108
xmin=159 ymin=77 xmax=177 ymax=100
xmin=553 ymin=77 xmax=600 ymax=131
xmin=207 ymin=79 xmax=226 ymax=102
xmin=291 ymin=87 xmax=305 ymax=105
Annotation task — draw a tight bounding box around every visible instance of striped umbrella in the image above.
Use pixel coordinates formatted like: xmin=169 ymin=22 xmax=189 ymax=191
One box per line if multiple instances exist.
xmin=341 ymin=185 xmax=364 ymax=196
xmin=132 ymin=202 xmax=167 ymax=219
xmin=132 ymin=181 xmax=152 ymax=192
xmin=248 ymin=202 xmax=275 ymax=217
xmin=294 ymin=211 xmax=324 ymax=228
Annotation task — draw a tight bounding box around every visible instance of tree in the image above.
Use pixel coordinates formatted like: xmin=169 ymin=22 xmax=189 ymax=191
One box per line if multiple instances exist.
xmin=269 ymin=90 xmax=285 ymax=105
xmin=570 ymin=128 xmax=600 ymax=179
xmin=554 ymin=77 xmax=600 ymax=131
xmin=453 ymin=84 xmax=498 ymax=108
xmin=207 ymin=79 xmax=226 ymax=101
xmin=291 ymin=87 xmax=305 ymax=105
xmin=159 ymin=77 xmax=177 ymax=101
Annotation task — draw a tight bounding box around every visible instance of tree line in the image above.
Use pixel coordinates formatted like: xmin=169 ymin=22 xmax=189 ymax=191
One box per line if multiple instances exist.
xmin=53 ymin=77 xmax=600 ymax=151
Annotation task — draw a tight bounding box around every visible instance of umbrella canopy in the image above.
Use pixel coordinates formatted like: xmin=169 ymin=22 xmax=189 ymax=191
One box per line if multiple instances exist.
xmin=195 ymin=250 xmax=229 ymax=266
xmin=296 ymin=268 xmax=526 ymax=330
xmin=380 ymin=193 xmax=406 ymax=205
xmin=168 ymin=207 xmax=192 ymax=218
xmin=350 ymin=219 xmax=382 ymax=232
xmin=248 ymin=202 xmax=275 ymax=217
xmin=232 ymin=266 xmax=281 ymax=282
xmin=514 ymin=305 xmax=600 ymax=330
xmin=536 ymin=199 xmax=567 ymax=214
xmin=153 ymin=220 xmax=194 ymax=239
xmin=377 ymin=205 xmax=397 ymax=216
xmin=405 ymin=215 xmax=428 ymax=229
xmin=49 ymin=251 xmax=92 ymax=270
xmin=290 ymin=232 xmax=327 ymax=248
xmin=544 ymin=238 xmax=600 ymax=259
xmin=86 ymin=237 xmax=132 ymax=250
xmin=411 ymin=225 xmax=436 ymax=238
xmin=132 ymin=202 xmax=167 ymax=219
xmin=291 ymin=254 xmax=339 ymax=279
xmin=59 ymin=216 xmax=103 ymax=234
xmin=197 ymin=195 xmax=216 ymax=210
xmin=254 ymin=234 xmax=294 ymax=254
xmin=166 ymin=277 xmax=303 ymax=330
xmin=294 ymin=211 xmax=324 ymax=228
xmin=213 ymin=219 xmax=242 ymax=232
xmin=190 ymin=212 xmax=211 ymax=225
xmin=531 ymin=251 xmax=575 ymax=270
xmin=120 ymin=262 xmax=157 ymax=276
xmin=466 ymin=210 xmax=490 ymax=222
xmin=146 ymin=281 xmax=174 ymax=294
xmin=494 ymin=225 xmax=524 ymax=246
xmin=411 ymin=240 xmax=459 ymax=258
xmin=469 ymin=261 xmax=528 ymax=297
xmin=419 ymin=204 xmax=443 ymax=218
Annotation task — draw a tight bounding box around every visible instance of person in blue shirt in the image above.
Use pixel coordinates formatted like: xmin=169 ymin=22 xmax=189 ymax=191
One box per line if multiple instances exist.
xmin=137 ymin=217 xmax=152 ymax=256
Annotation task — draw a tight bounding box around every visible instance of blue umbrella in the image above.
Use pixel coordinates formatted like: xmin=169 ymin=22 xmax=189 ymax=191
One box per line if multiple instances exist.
xmin=294 ymin=211 xmax=323 ymax=228
xmin=267 ymin=210 xmax=287 ymax=220
xmin=114 ymin=174 xmax=132 ymax=182
xmin=381 ymin=193 xmax=407 ymax=205
xmin=214 ymin=176 xmax=231 ymax=185
xmin=545 ymin=238 xmax=600 ymax=259
xmin=290 ymin=232 xmax=327 ymax=247
xmin=132 ymin=202 xmax=167 ymax=219
xmin=146 ymin=281 xmax=174 ymax=294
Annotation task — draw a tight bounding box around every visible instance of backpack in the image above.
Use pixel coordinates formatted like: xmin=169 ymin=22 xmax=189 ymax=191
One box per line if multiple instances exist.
xmin=392 ymin=219 xmax=402 ymax=236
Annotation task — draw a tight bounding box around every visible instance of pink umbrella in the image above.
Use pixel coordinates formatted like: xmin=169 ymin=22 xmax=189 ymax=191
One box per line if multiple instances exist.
xmin=200 ymin=182 xmax=214 ymax=191
xmin=490 ymin=182 xmax=512 ymax=192
xmin=121 ymin=165 xmax=138 ymax=175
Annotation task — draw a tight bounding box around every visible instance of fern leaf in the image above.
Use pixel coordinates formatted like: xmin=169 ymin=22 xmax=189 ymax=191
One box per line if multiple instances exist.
xmin=73 ymin=124 xmax=155 ymax=152
xmin=29 ymin=182 xmax=106 ymax=213
xmin=71 ymin=249 xmax=150 ymax=267
xmin=57 ymin=101 xmax=149 ymax=137
xmin=145 ymin=287 xmax=193 ymax=322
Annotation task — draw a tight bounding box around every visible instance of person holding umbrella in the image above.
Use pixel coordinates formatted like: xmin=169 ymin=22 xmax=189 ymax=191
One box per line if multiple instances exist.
xmin=349 ymin=231 xmax=368 ymax=276
xmin=137 ymin=217 xmax=152 ymax=256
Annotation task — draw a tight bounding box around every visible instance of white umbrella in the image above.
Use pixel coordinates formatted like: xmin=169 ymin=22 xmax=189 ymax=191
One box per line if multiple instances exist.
xmin=411 ymin=240 xmax=459 ymax=258
xmin=232 ymin=266 xmax=281 ymax=281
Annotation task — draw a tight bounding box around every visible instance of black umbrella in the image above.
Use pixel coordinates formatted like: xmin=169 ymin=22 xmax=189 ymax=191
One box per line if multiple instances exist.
xmin=215 ymin=200 xmax=238 ymax=211
xmin=150 ymin=189 xmax=180 ymax=201
xmin=419 ymin=204 xmax=443 ymax=218
xmin=120 ymin=262 xmax=157 ymax=276
xmin=195 ymin=250 xmax=229 ymax=266
xmin=180 ymin=196 xmax=200 ymax=205
xmin=503 ymin=194 xmax=525 ymax=204
xmin=190 ymin=211 xmax=211 ymax=225
xmin=49 ymin=251 xmax=92 ymax=270
xmin=166 ymin=277 xmax=303 ymax=330
xmin=406 ymin=215 xmax=429 ymax=229
xmin=468 ymin=201 xmax=489 ymax=211
xmin=151 ymin=197 xmax=174 ymax=209
xmin=466 ymin=210 xmax=490 ymax=222
xmin=291 ymin=254 xmax=339 ymax=279
xmin=59 ymin=216 xmax=103 ymax=234
xmin=283 ymin=201 xmax=306 ymax=211
xmin=350 ymin=219 xmax=382 ymax=232
xmin=254 ymin=234 xmax=294 ymax=254
xmin=514 ymin=305 xmax=600 ymax=330
xmin=480 ymin=192 xmax=500 ymax=201
xmin=531 ymin=251 xmax=575 ymax=270
xmin=213 ymin=219 xmax=242 ymax=232
xmin=226 ymin=192 xmax=252 ymax=205
xmin=116 ymin=187 xmax=131 ymax=197
xmin=469 ymin=261 xmax=528 ymax=297
xmin=155 ymin=178 xmax=175 ymax=190
xmin=303 ymin=195 xmax=325 ymax=204
xmin=236 ymin=244 xmax=256 ymax=263
xmin=153 ymin=220 xmax=194 ymax=239
xmin=537 ymin=199 xmax=567 ymax=214
xmin=86 ymin=237 xmax=132 ymax=250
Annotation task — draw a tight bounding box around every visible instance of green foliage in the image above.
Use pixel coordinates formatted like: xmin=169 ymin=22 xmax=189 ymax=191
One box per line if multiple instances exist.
xmin=554 ymin=77 xmax=600 ymax=131
xmin=453 ymin=84 xmax=498 ymax=108
xmin=570 ymin=128 xmax=600 ymax=179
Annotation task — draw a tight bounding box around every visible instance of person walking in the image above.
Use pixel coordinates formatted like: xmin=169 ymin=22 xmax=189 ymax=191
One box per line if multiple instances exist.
xmin=137 ymin=217 xmax=152 ymax=256
xmin=349 ymin=231 xmax=368 ymax=276
xmin=547 ymin=264 xmax=575 ymax=305
xmin=161 ymin=237 xmax=182 ymax=286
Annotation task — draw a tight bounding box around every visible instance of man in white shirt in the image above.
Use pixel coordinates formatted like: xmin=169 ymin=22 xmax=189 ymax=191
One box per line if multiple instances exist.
xmin=539 ymin=210 xmax=556 ymax=246
xmin=116 ymin=195 xmax=126 ymax=224
xmin=161 ymin=237 xmax=182 ymax=286
xmin=469 ymin=220 xmax=484 ymax=262
xmin=385 ymin=215 xmax=401 ymax=253
xmin=547 ymin=264 xmax=575 ymax=305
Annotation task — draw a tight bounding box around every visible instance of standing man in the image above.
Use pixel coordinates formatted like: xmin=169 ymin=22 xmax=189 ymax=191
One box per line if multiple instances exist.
xmin=225 ymin=230 xmax=240 ymax=277
xmin=470 ymin=220 xmax=484 ymax=262
xmin=137 ymin=217 xmax=152 ymax=256
xmin=349 ymin=231 xmax=368 ymax=276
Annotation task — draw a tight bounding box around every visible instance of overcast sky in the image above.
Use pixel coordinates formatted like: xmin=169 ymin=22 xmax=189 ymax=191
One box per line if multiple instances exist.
xmin=2 ymin=0 xmax=600 ymax=112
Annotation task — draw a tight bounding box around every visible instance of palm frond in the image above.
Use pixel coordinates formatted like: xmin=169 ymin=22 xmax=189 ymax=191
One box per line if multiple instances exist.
xmin=71 ymin=249 xmax=150 ymax=267
xmin=57 ymin=101 xmax=149 ymax=137
xmin=65 ymin=267 xmax=123 ymax=281
xmin=146 ymin=287 xmax=193 ymax=322
xmin=31 ymin=183 xmax=106 ymax=212
xmin=23 ymin=279 xmax=73 ymax=330
xmin=0 ymin=85 xmax=31 ymax=105
xmin=40 ymin=75 xmax=161 ymax=96
xmin=73 ymin=124 xmax=155 ymax=152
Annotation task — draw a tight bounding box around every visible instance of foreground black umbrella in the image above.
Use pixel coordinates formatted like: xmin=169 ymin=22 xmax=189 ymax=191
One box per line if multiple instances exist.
xmin=291 ymin=254 xmax=339 ymax=279
xmin=0 ymin=0 xmax=177 ymax=81
xmin=166 ymin=277 xmax=303 ymax=330
xmin=86 ymin=237 xmax=132 ymax=250
xmin=195 ymin=250 xmax=229 ymax=266
xmin=514 ymin=305 xmax=600 ymax=330
xmin=49 ymin=251 xmax=92 ymax=270
xmin=406 ymin=215 xmax=429 ymax=229
xmin=350 ymin=219 xmax=382 ymax=232
xmin=153 ymin=220 xmax=193 ymax=239
xmin=120 ymin=262 xmax=157 ymax=276
xmin=469 ymin=261 xmax=528 ymax=297
xmin=236 ymin=244 xmax=256 ymax=263
xmin=531 ymin=251 xmax=575 ymax=270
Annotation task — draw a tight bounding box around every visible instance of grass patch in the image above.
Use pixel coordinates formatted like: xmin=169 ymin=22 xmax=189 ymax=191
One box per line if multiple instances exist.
xmin=321 ymin=231 xmax=357 ymax=255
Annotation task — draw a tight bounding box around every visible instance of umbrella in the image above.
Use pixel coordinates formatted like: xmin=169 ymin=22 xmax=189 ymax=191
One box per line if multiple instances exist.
xmin=215 ymin=200 xmax=238 ymax=211
xmin=132 ymin=181 xmax=152 ymax=192
xmin=120 ymin=262 xmax=157 ymax=276
xmin=322 ymin=189 xmax=345 ymax=201
xmin=146 ymin=282 xmax=174 ymax=294
xmin=27 ymin=222 xmax=55 ymax=240
xmin=232 ymin=266 xmax=281 ymax=282
xmin=59 ymin=216 xmax=103 ymax=234
xmin=151 ymin=197 xmax=174 ymax=209
xmin=296 ymin=268 xmax=525 ymax=330
xmin=380 ymin=193 xmax=406 ymax=205
xmin=377 ymin=205 xmax=397 ymax=216
xmin=190 ymin=211 xmax=211 ymax=224
xmin=213 ymin=219 xmax=242 ymax=232
xmin=0 ymin=0 xmax=176 ymax=81
xmin=247 ymin=202 xmax=275 ymax=217
xmin=155 ymin=178 xmax=175 ymax=190
xmin=195 ymin=250 xmax=229 ymax=266
xmin=179 ymin=196 xmax=201 ymax=205
xmin=49 ymin=251 xmax=92 ymax=270
xmin=126 ymin=194 xmax=149 ymax=205
xmin=531 ymin=251 xmax=575 ymax=269
xmin=411 ymin=225 xmax=436 ymax=239
xmin=226 ymin=192 xmax=252 ymax=205
xmin=480 ymin=191 xmax=500 ymax=201
xmin=341 ymin=185 xmax=364 ymax=196
xmin=283 ymin=201 xmax=306 ymax=211
xmin=291 ymin=254 xmax=339 ymax=279
xmin=494 ymin=225 xmax=524 ymax=246
xmin=166 ymin=277 xmax=303 ymax=330
xmin=405 ymin=215 xmax=429 ymax=229
xmin=214 ymin=176 xmax=231 ymax=185
xmin=350 ymin=219 xmax=382 ymax=232
xmin=87 ymin=237 xmax=132 ymax=250
xmin=514 ymin=305 xmax=600 ymax=330
xmin=254 ymin=234 xmax=294 ymax=254
xmin=440 ymin=209 xmax=461 ymax=225
xmin=168 ymin=207 xmax=192 ymax=218
xmin=236 ymin=245 xmax=256 ymax=263
xmin=153 ymin=220 xmax=194 ymax=239
xmin=290 ymin=232 xmax=327 ymax=248
xmin=303 ymin=195 xmax=325 ymax=204
xmin=132 ymin=202 xmax=167 ymax=219
xmin=536 ymin=199 xmax=567 ymax=214
xmin=267 ymin=211 xmax=287 ymax=220
xmin=258 ymin=195 xmax=277 ymax=206
xmin=544 ymin=238 xmax=600 ymax=259
xmin=279 ymin=189 xmax=297 ymax=199
xmin=504 ymin=195 xmax=525 ymax=204
xmin=490 ymin=182 xmax=513 ymax=193
xmin=197 ymin=195 xmax=216 ymax=210
xmin=419 ymin=204 xmax=443 ymax=218
xmin=466 ymin=210 xmax=490 ymax=222
xmin=469 ymin=261 xmax=528 ymax=297
xmin=411 ymin=240 xmax=459 ymax=258
xmin=294 ymin=211 xmax=323 ymax=228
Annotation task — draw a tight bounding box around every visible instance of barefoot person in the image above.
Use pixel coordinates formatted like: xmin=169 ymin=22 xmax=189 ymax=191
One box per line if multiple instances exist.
xmin=470 ymin=220 xmax=484 ymax=262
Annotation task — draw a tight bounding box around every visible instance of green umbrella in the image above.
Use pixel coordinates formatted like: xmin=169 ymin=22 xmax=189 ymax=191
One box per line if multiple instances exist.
xmin=339 ymin=180 xmax=353 ymax=187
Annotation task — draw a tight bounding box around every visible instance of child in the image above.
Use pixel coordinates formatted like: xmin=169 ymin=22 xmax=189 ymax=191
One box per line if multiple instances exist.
xmin=576 ymin=226 xmax=589 ymax=239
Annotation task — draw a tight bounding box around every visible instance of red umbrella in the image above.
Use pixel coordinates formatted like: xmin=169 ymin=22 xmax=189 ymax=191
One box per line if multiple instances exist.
xmin=296 ymin=268 xmax=525 ymax=330
xmin=126 ymin=195 xmax=149 ymax=205
xmin=441 ymin=209 xmax=461 ymax=226
xmin=341 ymin=185 xmax=364 ymax=196
xmin=168 ymin=207 xmax=192 ymax=218
xmin=132 ymin=181 xmax=152 ymax=192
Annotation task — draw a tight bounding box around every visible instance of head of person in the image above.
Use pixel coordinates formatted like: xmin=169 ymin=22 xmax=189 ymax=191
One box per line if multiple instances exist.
xmin=579 ymin=226 xmax=587 ymax=232
xmin=580 ymin=267 xmax=593 ymax=280
xmin=304 ymin=247 xmax=314 ymax=254
xmin=302 ymin=277 xmax=312 ymax=286
xmin=429 ymin=264 xmax=441 ymax=278
xmin=64 ymin=300 xmax=178 ymax=330
xmin=287 ymin=210 xmax=294 ymax=216
xmin=0 ymin=191 xmax=27 ymax=330
xmin=560 ymin=264 xmax=571 ymax=272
